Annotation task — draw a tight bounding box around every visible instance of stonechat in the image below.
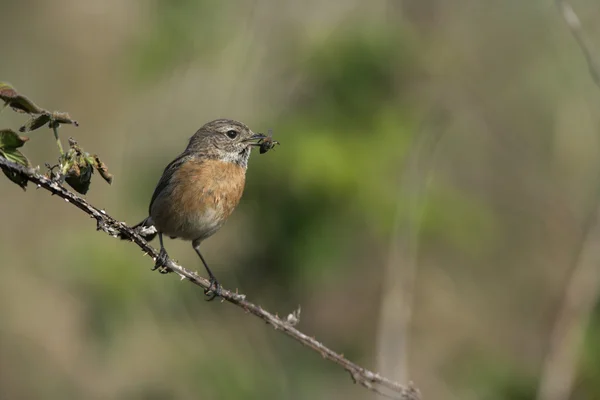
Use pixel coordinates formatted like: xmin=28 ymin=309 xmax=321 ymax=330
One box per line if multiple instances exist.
xmin=125 ymin=119 xmax=268 ymax=300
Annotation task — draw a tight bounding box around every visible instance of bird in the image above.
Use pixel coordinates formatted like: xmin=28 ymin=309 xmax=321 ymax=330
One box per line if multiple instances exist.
xmin=124 ymin=119 xmax=267 ymax=300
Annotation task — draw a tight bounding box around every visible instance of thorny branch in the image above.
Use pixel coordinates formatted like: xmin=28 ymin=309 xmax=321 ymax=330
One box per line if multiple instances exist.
xmin=0 ymin=156 xmax=420 ymax=400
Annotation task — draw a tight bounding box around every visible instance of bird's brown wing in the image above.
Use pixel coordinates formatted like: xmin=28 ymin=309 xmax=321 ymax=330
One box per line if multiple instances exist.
xmin=148 ymin=152 xmax=193 ymax=215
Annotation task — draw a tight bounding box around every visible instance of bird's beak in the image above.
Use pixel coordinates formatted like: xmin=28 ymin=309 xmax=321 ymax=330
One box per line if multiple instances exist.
xmin=244 ymin=133 xmax=267 ymax=145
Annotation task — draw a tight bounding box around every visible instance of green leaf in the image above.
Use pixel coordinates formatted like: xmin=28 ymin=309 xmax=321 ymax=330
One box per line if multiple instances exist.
xmin=0 ymin=148 xmax=29 ymax=190
xmin=0 ymin=129 xmax=29 ymax=149
xmin=19 ymin=114 xmax=51 ymax=132
xmin=1 ymin=148 xmax=29 ymax=166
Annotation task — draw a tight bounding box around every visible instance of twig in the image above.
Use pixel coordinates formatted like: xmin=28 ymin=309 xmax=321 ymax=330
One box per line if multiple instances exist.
xmin=52 ymin=124 xmax=64 ymax=155
xmin=536 ymin=203 xmax=600 ymax=400
xmin=0 ymin=156 xmax=420 ymax=400
xmin=377 ymin=108 xmax=446 ymax=382
xmin=556 ymin=0 xmax=600 ymax=88
xmin=536 ymin=3 xmax=600 ymax=400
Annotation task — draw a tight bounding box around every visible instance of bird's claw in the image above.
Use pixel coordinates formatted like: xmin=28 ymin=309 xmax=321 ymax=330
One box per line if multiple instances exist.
xmin=204 ymin=277 xmax=222 ymax=301
xmin=153 ymin=247 xmax=171 ymax=274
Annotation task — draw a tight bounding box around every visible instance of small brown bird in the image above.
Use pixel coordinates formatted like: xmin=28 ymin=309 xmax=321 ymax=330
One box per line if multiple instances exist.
xmin=126 ymin=119 xmax=267 ymax=300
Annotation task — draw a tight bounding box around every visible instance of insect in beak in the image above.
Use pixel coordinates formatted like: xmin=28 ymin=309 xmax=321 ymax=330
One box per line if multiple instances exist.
xmin=244 ymin=130 xmax=280 ymax=154
xmin=257 ymin=129 xmax=280 ymax=154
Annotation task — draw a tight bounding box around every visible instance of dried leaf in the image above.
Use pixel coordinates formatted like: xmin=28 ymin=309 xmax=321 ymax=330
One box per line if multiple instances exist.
xmin=9 ymin=95 xmax=45 ymax=114
xmin=93 ymin=155 xmax=113 ymax=184
xmin=0 ymin=129 xmax=29 ymax=149
xmin=70 ymin=162 xmax=81 ymax=178
xmin=0 ymin=82 xmax=45 ymax=114
xmin=64 ymin=157 xmax=93 ymax=194
xmin=0 ymin=82 xmax=18 ymax=101
xmin=1 ymin=166 xmax=28 ymax=190
xmin=19 ymin=114 xmax=51 ymax=132
xmin=65 ymin=173 xmax=91 ymax=194
xmin=51 ymin=111 xmax=79 ymax=127
xmin=54 ymin=138 xmax=113 ymax=193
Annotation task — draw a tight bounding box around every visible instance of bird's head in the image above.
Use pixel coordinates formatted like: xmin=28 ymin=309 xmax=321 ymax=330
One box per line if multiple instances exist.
xmin=186 ymin=119 xmax=266 ymax=168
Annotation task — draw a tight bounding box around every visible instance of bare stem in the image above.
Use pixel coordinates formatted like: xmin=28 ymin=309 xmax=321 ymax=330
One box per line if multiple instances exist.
xmin=555 ymin=0 xmax=600 ymax=88
xmin=52 ymin=124 xmax=64 ymax=155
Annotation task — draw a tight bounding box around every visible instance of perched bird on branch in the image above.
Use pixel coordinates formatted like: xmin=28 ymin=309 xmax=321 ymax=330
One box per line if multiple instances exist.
xmin=122 ymin=119 xmax=269 ymax=300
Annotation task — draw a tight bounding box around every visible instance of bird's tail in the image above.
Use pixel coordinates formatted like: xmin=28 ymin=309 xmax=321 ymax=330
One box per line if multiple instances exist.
xmin=119 ymin=216 xmax=158 ymax=241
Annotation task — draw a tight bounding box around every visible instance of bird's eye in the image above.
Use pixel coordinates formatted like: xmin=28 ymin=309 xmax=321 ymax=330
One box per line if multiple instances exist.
xmin=226 ymin=130 xmax=238 ymax=139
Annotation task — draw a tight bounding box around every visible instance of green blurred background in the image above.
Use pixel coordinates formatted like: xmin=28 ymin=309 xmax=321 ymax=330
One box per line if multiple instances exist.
xmin=2 ymin=1 xmax=600 ymax=399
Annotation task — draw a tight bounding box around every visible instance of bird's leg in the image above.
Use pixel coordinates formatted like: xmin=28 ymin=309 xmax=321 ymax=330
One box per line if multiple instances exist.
xmin=192 ymin=239 xmax=221 ymax=301
xmin=152 ymin=232 xmax=171 ymax=274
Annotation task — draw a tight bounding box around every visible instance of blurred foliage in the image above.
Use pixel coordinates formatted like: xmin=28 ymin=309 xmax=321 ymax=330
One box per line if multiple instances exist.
xmin=239 ymin=30 xmax=417 ymax=288
xmin=131 ymin=0 xmax=227 ymax=83
xmin=578 ymin=306 xmax=600 ymax=399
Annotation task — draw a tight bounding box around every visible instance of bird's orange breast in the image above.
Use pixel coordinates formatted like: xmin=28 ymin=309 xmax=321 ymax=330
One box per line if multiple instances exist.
xmin=171 ymin=158 xmax=246 ymax=220
xmin=151 ymin=158 xmax=246 ymax=241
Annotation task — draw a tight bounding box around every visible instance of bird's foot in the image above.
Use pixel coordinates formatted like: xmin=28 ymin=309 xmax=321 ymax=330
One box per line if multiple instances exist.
xmin=204 ymin=276 xmax=222 ymax=301
xmin=152 ymin=247 xmax=171 ymax=274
